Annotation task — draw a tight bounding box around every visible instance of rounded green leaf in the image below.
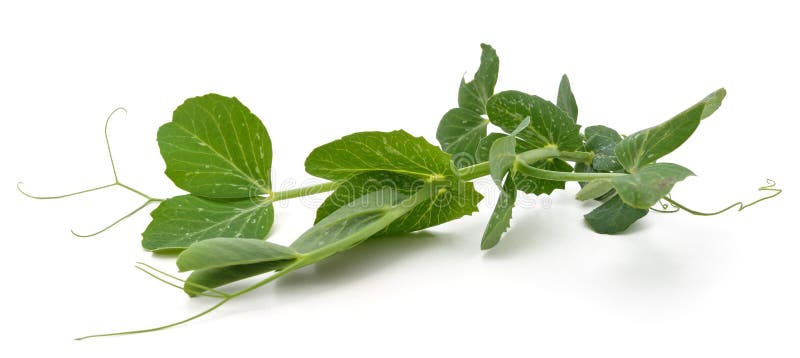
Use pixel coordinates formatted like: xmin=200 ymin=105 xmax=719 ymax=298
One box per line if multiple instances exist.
xmin=142 ymin=195 xmax=274 ymax=252
xmin=609 ymin=163 xmax=694 ymax=209
xmin=584 ymin=125 xmax=623 ymax=172
xmin=436 ymin=108 xmax=489 ymax=168
xmin=584 ymin=196 xmax=648 ymax=234
xmin=315 ymin=171 xmax=482 ymax=236
xmin=486 ymin=90 xmax=583 ymax=151
xmin=305 ymin=130 xmax=455 ymax=181
xmin=158 ymin=94 xmax=272 ymax=198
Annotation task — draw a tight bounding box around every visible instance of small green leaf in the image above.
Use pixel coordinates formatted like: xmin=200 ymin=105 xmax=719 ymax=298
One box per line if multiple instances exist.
xmin=584 ymin=196 xmax=648 ymax=234
xmin=458 ymin=43 xmax=499 ymax=114
xmin=291 ymin=186 xmax=431 ymax=257
xmin=488 ymin=118 xmax=529 ymax=188
xmin=556 ymin=74 xmax=578 ymax=121
xmin=305 ymin=130 xmax=455 ymax=182
xmin=315 ymin=171 xmax=482 ymax=236
xmin=185 ymin=261 xmax=291 ymax=297
xmin=700 ymin=88 xmax=727 ymax=119
xmin=615 ymin=88 xmax=726 ymax=170
xmin=609 ymin=163 xmax=694 ymax=209
xmin=142 ymin=195 xmax=274 ymax=252
xmin=158 ymin=94 xmax=272 ymax=198
xmin=177 ymin=238 xmax=299 ymax=272
xmin=436 ymin=108 xmax=489 ymax=168
xmin=575 ymin=179 xmax=614 ymax=201
xmin=489 ymin=136 xmax=517 ymax=189
xmin=574 ymin=162 xmax=617 ymax=201
xmin=486 ymin=90 xmax=583 ymax=151
xmin=481 ymin=176 xmax=517 ymax=250
xmin=513 ymin=158 xmax=573 ymax=195
xmin=584 ymin=125 xmax=623 ymax=171
xmin=476 ymin=133 xmax=530 ymax=162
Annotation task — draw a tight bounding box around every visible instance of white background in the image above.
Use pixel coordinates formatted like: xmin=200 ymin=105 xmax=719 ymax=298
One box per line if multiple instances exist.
xmin=1 ymin=1 xmax=797 ymax=357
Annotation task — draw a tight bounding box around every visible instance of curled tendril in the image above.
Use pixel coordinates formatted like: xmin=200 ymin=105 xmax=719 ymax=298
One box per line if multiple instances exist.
xmin=651 ymin=194 xmax=679 ymax=213
xmin=17 ymin=108 xmax=163 ymax=237
xmin=650 ymin=179 xmax=782 ymax=216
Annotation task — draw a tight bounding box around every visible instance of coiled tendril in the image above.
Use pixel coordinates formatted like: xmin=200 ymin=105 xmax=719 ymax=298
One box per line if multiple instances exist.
xmin=651 ymin=179 xmax=782 ymax=215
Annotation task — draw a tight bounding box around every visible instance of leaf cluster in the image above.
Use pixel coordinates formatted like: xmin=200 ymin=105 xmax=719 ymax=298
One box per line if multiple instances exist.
xmin=436 ymin=44 xmax=725 ymax=246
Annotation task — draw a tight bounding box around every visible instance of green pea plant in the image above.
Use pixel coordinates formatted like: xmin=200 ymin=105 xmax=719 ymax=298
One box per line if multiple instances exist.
xmin=18 ymin=44 xmax=781 ymax=339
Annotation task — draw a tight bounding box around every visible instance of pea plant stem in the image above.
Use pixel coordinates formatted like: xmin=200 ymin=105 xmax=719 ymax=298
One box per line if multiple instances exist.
xmin=268 ymin=180 xmax=342 ymax=201
xmin=265 ymin=147 xmax=602 ymax=202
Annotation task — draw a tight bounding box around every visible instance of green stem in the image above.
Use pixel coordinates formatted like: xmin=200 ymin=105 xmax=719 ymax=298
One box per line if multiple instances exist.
xmin=516 ymin=161 xmax=625 ymax=181
xmin=457 ymin=148 xmax=596 ymax=181
xmin=269 ymin=181 xmax=342 ymax=201
xmin=554 ymin=150 xmax=595 ymax=164
xmin=456 ymin=162 xmax=491 ymax=181
xmin=515 ymin=147 xmax=560 ymax=164
xmin=264 ymin=149 xmax=598 ymax=198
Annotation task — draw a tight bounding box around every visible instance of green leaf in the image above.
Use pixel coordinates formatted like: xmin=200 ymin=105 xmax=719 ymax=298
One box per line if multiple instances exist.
xmin=615 ymin=88 xmax=726 ymax=170
xmin=584 ymin=196 xmax=649 ymax=234
xmin=315 ymin=171 xmax=482 ymax=236
xmin=700 ymin=88 xmax=727 ymax=118
xmin=481 ymin=176 xmax=517 ymax=250
xmin=488 ymin=118 xmax=529 ymax=188
xmin=513 ymin=158 xmax=573 ymax=195
xmin=574 ymin=161 xmax=617 ymax=201
xmin=185 ymin=261 xmax=291 ymax=297
xmin=185 ymin=186 xmax=434 ymax=296
xmin=482 ymin=118 xmax=573 ymax=195
xmin=609 ymin=163 xmax=694 ymax=209
xmin=458 ymin=43 xmax=499 ymax=114
xmin=476 ymin=133 xmax=505 ymax=162
xmin=176 ymin=238 xmax=299 ymax=272
xmin=575 ymin=179 xmax=614 ymax=201
xmin=158 ymin=94 xmax=272 ymax=198
xmin=476 ymin=133 xmax=530 ymax=162
xmin=291 ymin=187 xmax=431 ymax=256
xmin=436 ymin=108 xmax=489 ymax=168
xmin=489 ymin=136 xmax=517 ymax=189
xmin=305 ymin=130 xmax=455 ymax=182
xmin=142 ymin=195 xmax=274 ymax=252
xmin=584 ymin=125 xmax=623 ymax=171
xmin=486 ymin=90 xmax=583 ymax=151
xmin=556 ymin=74 xmax=578 ymax=121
